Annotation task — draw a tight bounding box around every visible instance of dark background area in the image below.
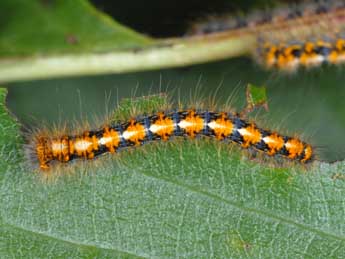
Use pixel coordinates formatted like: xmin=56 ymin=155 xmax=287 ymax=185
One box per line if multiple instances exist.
xmin=90 ymin=0 xmax=282 ymax=37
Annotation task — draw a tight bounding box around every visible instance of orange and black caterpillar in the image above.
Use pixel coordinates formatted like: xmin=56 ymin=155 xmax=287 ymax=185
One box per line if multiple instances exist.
xmin=258 ymin=38 xmax=345 ymax=70
xmin=34 ymin=110 xmax=313 ymax=170
xmin=185 ymin=0 xmax=345 ymax=71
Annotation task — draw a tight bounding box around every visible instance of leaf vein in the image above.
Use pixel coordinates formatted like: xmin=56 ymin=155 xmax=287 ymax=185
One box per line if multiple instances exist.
xmin=134 ymin=170 xmax=345 ymax=242
xmin=2 ymin=220 xmax=150 ymax=259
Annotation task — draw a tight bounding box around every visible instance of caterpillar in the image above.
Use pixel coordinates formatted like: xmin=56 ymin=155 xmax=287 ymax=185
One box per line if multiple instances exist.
xmin=186 ymin=0 xmax=345 ymax=71
xmin=257 ymin=37 xmax=345 ymax=70
xmin=32 ymin=110 xmax=313 ymax=170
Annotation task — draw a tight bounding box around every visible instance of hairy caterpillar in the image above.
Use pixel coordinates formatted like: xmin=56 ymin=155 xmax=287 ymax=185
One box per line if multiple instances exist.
xmin=31 ymin=110 xmax=313 ymax=170
xmin=257 ymin=38 xmax=345 ymax=70
xmin=186 ymin=0 xmax=345 ymax=71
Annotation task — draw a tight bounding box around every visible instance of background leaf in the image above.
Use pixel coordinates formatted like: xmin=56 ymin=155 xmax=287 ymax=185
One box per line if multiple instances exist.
xmin=0 ymin=0 xmax=254 ymax=83
xmin=1 ymin=89 xmax=345 ymax=258
xmin=0 ymin=0 xmax=151 ymax=55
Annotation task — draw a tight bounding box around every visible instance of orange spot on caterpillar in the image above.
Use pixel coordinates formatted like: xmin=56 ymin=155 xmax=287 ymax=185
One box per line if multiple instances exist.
xmin=335 ymin=39 xmax=345 ymax=51
xmin=31 ymin=110 xmax=314 ymax=170
xmin=238 ymin=124 xmax=261 ymax=148
xmin=209 ymin=112 xmax=233 ymax=140
xmin=302 ymin=144 xmax=313 ymax=163
xmin=123 ymin=119 xmax=146 ymax=146
xmin=150 ymin=112 xmax=174 ymax=140
xmin=329 ymin=39 xmax=345 ymax=63
xmin=73 ymin=132 xmax=98 ymax=159
xmin=101 ymin=127 xmax=120 ymax=153
xmin=179 ymin=110 xmax=204 ymax=138
xmin=285 ymin=138 xmax=305 ymax=159
xmin=263 ymin=133 xmax=285 ymax=156
xmin=51 ymin=136 xmax=70 ymax=162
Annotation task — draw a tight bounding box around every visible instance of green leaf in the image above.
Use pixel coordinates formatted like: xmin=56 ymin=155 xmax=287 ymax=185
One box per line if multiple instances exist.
xmin=0 ymin=0 xmax=151 ymax=55
xmin=1 ymin=89 xmax=345 ymax=258
xmin=241 ymin=84 xmax=269 ymax=116
xmin=246 ymin=84 xmax=267 ymax=108
xmin=113 ymin=93 xmax=169 ymax=121
xmin=0 ymin=0 xmax=255 ymax=83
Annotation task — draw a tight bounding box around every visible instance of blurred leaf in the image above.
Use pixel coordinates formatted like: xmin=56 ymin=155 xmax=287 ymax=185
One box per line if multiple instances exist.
xmin=1 ymin=89 xmax=345 ymax=258
xmin=0 ymin=0 xmax=151 ymax=55
xmin=246 ymin=84 xmax=267 ymax=107
xmin=0 ymin=0 xmax=255 ymax=83
xmin=244 ymin=83 xmax=268 ymax=114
